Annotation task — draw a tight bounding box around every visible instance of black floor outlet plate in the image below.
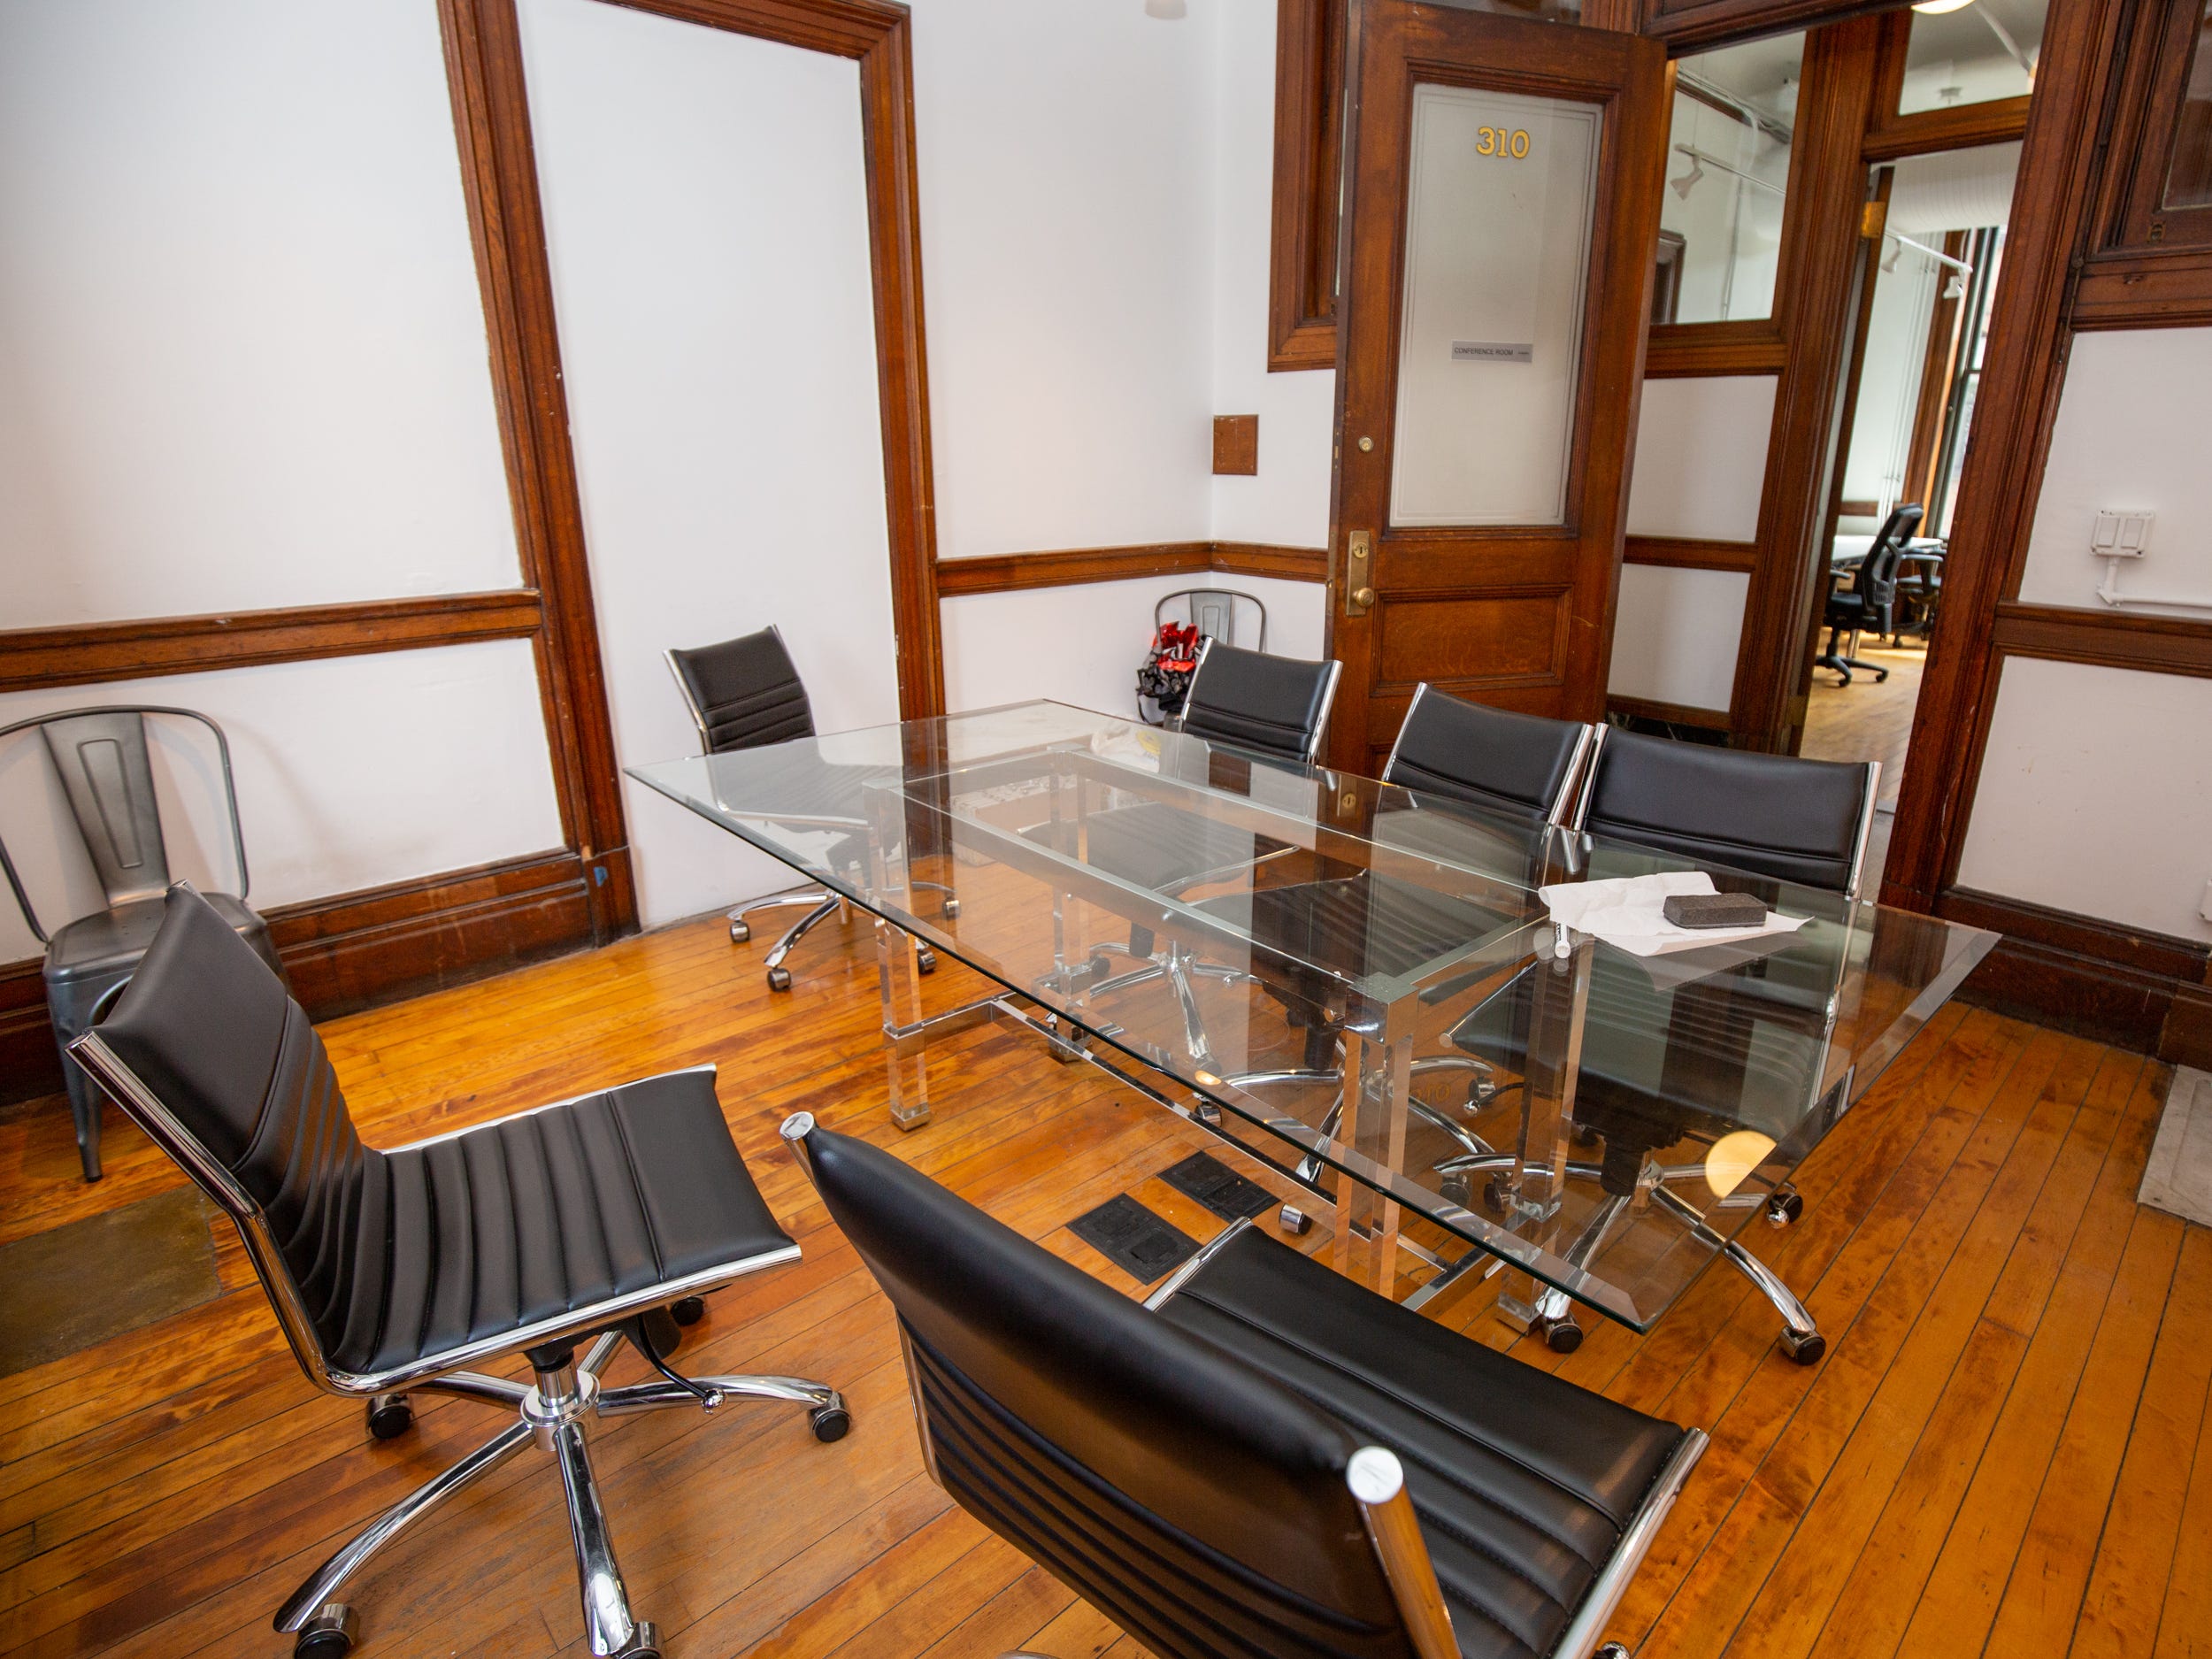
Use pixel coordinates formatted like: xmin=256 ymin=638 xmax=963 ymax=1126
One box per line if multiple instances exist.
xmin=1068 ymin=1194 xmax=1199 ymax=1283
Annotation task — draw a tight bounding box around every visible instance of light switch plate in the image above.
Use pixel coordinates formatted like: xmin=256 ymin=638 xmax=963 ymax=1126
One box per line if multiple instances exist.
xmin=2201 ymin=879 xmax=2212 ymax=923
xmin=2093 ymin=509 xmax=2154 ymax=557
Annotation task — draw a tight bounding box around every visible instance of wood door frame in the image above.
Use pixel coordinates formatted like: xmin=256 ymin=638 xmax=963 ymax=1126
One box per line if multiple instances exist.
xmin=1325 ymin=2 xmax=1669 ymax=768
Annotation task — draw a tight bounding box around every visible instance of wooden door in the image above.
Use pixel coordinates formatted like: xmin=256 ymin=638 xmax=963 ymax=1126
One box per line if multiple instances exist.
xmin=1326 ymin=3 xmax=1670 ymax=773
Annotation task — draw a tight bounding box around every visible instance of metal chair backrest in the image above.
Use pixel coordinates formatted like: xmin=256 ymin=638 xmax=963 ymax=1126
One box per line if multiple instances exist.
xmin=1383 ymin=684 xmax=1594 ymax=827
xmin=0 ymin=705 xmax=249 ymax=944
xmin=1177 ymin=640 xmax=1341 ymax=766
xmin=1577 ymin=728 xmax=1880 ymax=900
xmin=666 ymin=626 xmax=816 ymax=756
xmin=783 ymin=1118 xmax=1451 ymax=1659
xmin=1157 ymin=588 xmax=1267 ymax=654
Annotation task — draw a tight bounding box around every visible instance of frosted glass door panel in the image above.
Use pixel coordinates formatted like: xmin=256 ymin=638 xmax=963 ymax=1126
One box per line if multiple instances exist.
xmin=1390 ymin=83 xmax=1600 ymax=528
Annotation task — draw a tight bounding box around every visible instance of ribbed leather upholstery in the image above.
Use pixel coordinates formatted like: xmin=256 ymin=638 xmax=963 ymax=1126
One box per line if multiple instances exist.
xmin=1180 ymin=642 xmax=1337 ymax=764
xmin=1197 ymin=873 xmax=1508 ymax=985
xmin=1159 ymin=1230 xmax=1686 ymax=1659
xmin=95 ymin=888 xmax=794 ymax=1383
xmin=1581 ymin=732 xmax=1871 ymax=895
xmin=670 ymin=627 xmax=816 ymax=755
xmin=802 ymin=1124 xmax=1687 ymax=1659
xmin=1386 ymin=689 xmax=1587 ymax=826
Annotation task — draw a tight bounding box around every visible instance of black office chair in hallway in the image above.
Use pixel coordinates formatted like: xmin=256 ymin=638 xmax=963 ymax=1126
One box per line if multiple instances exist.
xmin=1818 ymin=504 xmax=1921 ymax=686
xmin=1442 ymin=730 xmax=1879 ymax=1361
xmin=782 ymin=1113 xmax=1704 ymax=1659
xmin=70 ymin=887 xmax=850 ymax=1659
xmin=668 ymin=626 xmax=949 ymax=990
xmin=0 ymin=703 xmax=284 ymax=1181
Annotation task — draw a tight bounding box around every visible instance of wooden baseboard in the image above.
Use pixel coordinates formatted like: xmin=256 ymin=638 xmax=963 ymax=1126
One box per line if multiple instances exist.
xmin=1936 ymin=886 xmax=2212 ymax=1064
xmin=1606 ymin=693 xmax=1732 ymax=730
xmin=0 ymin=849 xmax=606 ymax=1106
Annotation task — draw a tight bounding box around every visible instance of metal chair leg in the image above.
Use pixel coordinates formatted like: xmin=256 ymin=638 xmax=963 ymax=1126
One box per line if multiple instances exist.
xmin=727 ymin=888 xmax=834 ymax=944
xmin=762 ymin=895 xmax=841 ymax=990
xmin=1654 ymin=1186 xmax=1824 ymax=1363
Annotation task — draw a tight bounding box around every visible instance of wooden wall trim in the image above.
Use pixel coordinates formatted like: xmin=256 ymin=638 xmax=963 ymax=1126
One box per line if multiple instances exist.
xmin=0 ymin=849 xmax=600 ymax=1105
xmin=1644 ymin=321 xmax=1790 ymax=377
xmin=934 ymin=542 xmax=1329 ymax=597
xmin=0 ymin=592 xmax=544 ymax=695
xmin=1623 ymin=535 xmax=1760 ymax=572
xmin=1863 ymin=17 xmax=2033 ymax=161
xmin=1607 ymin=692 xmax=1731 ymax=727
xmin=1637 ymin=0 xmax=1901 ymax=52
xmin=1989 ymin=603 xmax=2212 ymax=676
xmin=1882 ymin=0 xmax=2136 ymax=909
xmin=1267 ymin=0 xmax=1346 ymax=372
xmin=2071 ymin=249 xmax=2212 ymax=328
xmin=440 ymin=0 xmax=632 ymax=937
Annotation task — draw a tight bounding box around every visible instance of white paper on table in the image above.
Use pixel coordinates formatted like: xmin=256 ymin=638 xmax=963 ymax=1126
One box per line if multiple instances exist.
xmin=1539 ymin=871 xmax=1809 ymax=958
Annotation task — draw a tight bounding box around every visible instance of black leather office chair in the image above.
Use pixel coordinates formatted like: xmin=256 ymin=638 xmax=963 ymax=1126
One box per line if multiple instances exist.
xmin=1178 ymin=638 xmax=1341 ymax=764
xmin=668 ymin=626 xmax=948 ymax=990
xmin=69 ymin=887 xmax=849 ymax=1659
xmin=1202 ymin=687 xmax=1598 ymax=1232
xmin=1818 ymin=505 xmax=1921 ymax=686
xmin=0 ymin=704 xmax=284 ymax=1181
xmin=1442 ymin=732 xmax=1879 ymax=1361
xmin=781 ymin=1114 xmax=1703 ymax=1659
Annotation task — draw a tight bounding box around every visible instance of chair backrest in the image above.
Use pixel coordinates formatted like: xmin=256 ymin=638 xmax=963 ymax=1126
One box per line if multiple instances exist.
xmin=1382 ymin=684 xmax=1594 ymax=826
xmin=1578 ymin=729 xmax=1878 ymax=897
xmin=1157 ymin=588 xmax=1268 ymax=654
xmin=0 ymin=705 xmax=250 ymax=944
xmin=69 ymin=887 xmax=386 ymax=1385
xmin=1861 ymin=503 xmax=1924 ymax=609
xmin=666 ymin=627 xmax=816 ymax=756
xmin=1178 ymin=641 xmax=1341 ymax=765
xmin=783 ymin=1118 xmax=1440 ymax=1659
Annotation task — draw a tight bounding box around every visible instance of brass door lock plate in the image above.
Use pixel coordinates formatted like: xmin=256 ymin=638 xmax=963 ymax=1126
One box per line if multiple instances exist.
xmin=1345 ymin=531 xmax=1374 ymax=617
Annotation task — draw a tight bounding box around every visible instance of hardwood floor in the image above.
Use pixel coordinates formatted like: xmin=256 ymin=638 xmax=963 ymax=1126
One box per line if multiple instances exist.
xmin=3 ymin=910 xmax=2208 ymax=1658
xmin=1801 ymin=645 xmax=1924 ymax=810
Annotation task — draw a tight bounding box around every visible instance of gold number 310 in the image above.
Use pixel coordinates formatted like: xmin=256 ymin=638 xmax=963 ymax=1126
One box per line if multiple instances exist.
xmin=1476 ymin=127 xmax=1532 ymax=159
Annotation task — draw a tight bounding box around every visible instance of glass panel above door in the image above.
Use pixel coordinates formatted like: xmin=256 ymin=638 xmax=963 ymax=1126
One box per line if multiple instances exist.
xmin=1899 ymin=0 xmax=2047 ymax=116
xmin=1655 ymin=35 xmax=1802 ymax=326
xmin=2166 ymin=0 xmax=2212 ymax=210
xmin=1389 ymin=83 xmax=1600 ymax=529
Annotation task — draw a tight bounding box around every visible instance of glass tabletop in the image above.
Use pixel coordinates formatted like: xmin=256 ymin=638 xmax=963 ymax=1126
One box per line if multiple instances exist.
xmin=631 ymin=700 xmax=1997 ymax=1331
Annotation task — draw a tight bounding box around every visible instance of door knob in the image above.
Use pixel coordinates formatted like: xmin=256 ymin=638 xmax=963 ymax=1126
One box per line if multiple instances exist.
xmin=1352 ymin=587 xmax=1377 ymax=607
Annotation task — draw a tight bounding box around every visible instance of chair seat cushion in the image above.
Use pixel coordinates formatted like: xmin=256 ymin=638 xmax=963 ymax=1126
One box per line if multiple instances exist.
xmin=1159 ymin=1228 xmax=1686 ymax=1659
xmin=46 ymin=892 xmax=272 ymax=983
xmin=351 ymin=1067 xmax=792 ymax=1376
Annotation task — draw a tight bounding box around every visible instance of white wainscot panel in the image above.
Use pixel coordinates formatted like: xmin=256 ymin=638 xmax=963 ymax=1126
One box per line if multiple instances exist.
xmin=0 ymin=0 xmax=521 ymax=626
xmin=940 ymin=572 xmax=1328 ymax=722
xmin=2017 ymin=327 xmax=2212 ymax=615
xmin=1624 ymin=376 xmax=1778 ymax=544
xmin=1955 ymin=657 xmax=2212 ymax=943
xmin=1605 ymin=565 xmax=1747 ymax=713
xmin=0 ymin=641 xmax=565 ymax=964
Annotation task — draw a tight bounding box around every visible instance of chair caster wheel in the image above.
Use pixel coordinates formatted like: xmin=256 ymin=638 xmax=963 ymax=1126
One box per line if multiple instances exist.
xmin=1781 ymin=1329 xmax=1825 ymax=1365
xmin=1766 ymin=1187 xmax=1803 ymax=1227
xmin=810 ymin=1402 xmax=852 ymax=1442
xmin=365 ymin=1394 xmax=413 ymax=1440
xmin=1543 ymin=1317 xmax=1583 ymax=1355
xmin=1439 ymin=1173 xmax=1471 ymax=1208
xmin=767 ymin=965 xmax=793 ymax=992
xmin=669 ymin=1295 xmax=706 ymax=1326
xmin=941 ymin=896 xmax=960 ymax=919
xmin=916 ymin=948 xmax=938 ymax=974
xmin=1594 ymin=1645 xmax=1631 ymax=1658
xmin=1482 ymin=1178 xmax=1510 ymax=1217
xmin=1280 ymin=1204 xmax=1312 ymax=1235
xmin=612 ymin=1620 xmax=662 ymax=1658
xmin=294 ymin=1603 xmax=357 ymax=1658
xmin=729 ymin=918 xmax=751 ymax=943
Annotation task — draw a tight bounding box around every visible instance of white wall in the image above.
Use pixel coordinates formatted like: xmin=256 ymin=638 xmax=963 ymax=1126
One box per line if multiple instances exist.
xmin=0 ymin=644 xmax=565 ymax=963
xmin=1626 ymin=375 xmax=1776 ymax=543
xmin=1957 ymin=657 xmax=2212 ymax=943
xmin=1606 ymin=566 xmax=1747 ymax=712
xmin=2016 ymin=328 xmax=2212 ymax=615
xmin=518 ymin=0 xmax=902 ymax=931
xmin=941 ymin=571 xmax=1328 ymax=718
xmin=1841 ymin=257 xmax=1939 ymax=513
xmin=0 ymin=0 xmax=521 ymax=627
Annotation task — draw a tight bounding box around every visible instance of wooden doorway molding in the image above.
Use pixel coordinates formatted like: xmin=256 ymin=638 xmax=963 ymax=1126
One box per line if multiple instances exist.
xmin=1324 ymin=2 xmax=1670 ymax=771
xmin=438 ymin=0 xmax=949 ymax=802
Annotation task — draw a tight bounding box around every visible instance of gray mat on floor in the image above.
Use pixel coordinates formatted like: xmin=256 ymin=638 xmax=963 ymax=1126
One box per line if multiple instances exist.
xmin=2140 ymin=1065 xmax=2212 ymax=1226
xmin=0 ymin=1187 xmax=222 ymax=1378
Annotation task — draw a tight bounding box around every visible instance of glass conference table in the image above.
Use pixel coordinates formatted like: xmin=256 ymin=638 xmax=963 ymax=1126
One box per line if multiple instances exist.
xmin=632 ymin=701 xmax=1996 ymax=1353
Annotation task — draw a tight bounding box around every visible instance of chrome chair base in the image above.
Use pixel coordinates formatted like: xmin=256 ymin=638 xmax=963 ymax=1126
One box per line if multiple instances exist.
xmin=734 ymin=882 xmax=954 ymax=990
xmin=274 ymin=1325 xmax=846 ymax=1657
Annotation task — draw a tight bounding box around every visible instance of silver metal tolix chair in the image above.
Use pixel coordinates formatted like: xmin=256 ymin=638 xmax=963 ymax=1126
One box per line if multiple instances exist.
xmin=0 ymin=704 xmax=282 ymax=1180
xmin=70 ymin=887 xmax=850 ymax=1659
